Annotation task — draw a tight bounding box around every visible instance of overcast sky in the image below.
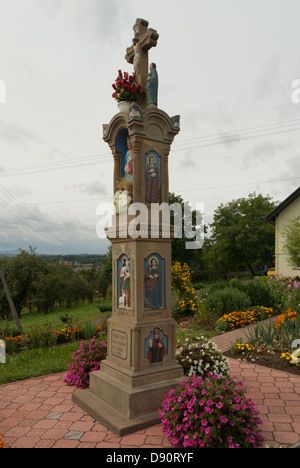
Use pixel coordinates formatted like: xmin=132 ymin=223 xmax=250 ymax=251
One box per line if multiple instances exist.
xmin=0 ymin=0 xmax=299 ymax=255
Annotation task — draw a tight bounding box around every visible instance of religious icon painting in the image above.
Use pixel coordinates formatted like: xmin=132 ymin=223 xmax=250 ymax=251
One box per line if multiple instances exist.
xmin=144 ymin=253 xmax=165 ymax=310
xmin=102 ymin=125 xmax=108 ymax=138
xmin=117 ymin=254 xmax=131 ymax=310
xmin=128 ymin=105 xmax=142 ymax=120
xmin=144 ymin=328 xmax=168 ymax=364
xmin=145 ymin=151 xmax=161 ymax=204
xmin=123 ymin=136 xmax=134 ymax=182
xmin=116 ymin=128 xmax=132 ymax=181
xmin=173 ymin=118 xmax=180 ymax=129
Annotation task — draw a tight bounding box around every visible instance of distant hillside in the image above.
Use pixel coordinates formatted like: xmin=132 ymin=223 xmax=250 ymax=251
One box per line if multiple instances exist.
xmin=0 ymin=250 xmax=20 ymax=257
xmin=0 ymin=252 xmax=107 ymax=267
xmin=40 ymin=254 xmax=107 ymax=267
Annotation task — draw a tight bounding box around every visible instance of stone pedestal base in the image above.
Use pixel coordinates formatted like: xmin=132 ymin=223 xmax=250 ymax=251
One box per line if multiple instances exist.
xmin=72 ymin=359 xmax=183 ymax=436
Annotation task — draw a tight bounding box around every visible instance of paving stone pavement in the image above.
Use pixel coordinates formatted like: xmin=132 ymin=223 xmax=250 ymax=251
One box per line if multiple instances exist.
xmin=0 ymin=323 xmax=299 ymax=448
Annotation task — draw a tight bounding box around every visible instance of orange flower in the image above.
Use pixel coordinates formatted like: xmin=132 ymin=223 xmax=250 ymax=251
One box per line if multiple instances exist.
xmin=0 ymin=433 xmax=6 ymax=449
xmin=275 ymin=309 xmax=297 ymax=330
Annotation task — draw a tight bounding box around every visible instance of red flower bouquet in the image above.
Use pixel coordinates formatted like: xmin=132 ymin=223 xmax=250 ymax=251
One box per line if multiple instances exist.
xmin=112 ymin=70 xmax=145 ymax=102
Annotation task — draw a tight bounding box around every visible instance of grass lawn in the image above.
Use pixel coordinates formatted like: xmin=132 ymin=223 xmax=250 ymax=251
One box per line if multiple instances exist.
xmin=0 ymin=293 xmax=223 ymax=385
xmin=0 ymin=341 xmax=81 ymax=385
xmin=0 ymin=301 xmax=111 ymax=385
xmin=0 ymin=301 xmax=111 ymax=335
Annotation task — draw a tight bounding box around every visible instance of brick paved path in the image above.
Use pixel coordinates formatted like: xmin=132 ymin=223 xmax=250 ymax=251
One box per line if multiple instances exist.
xmin=0 ymin=321 xmax=299 ymax=448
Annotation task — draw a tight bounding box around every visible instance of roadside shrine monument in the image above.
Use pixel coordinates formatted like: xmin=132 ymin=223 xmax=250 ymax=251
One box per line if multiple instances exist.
xmin=73 ymin=18 xmax=184 ymax=435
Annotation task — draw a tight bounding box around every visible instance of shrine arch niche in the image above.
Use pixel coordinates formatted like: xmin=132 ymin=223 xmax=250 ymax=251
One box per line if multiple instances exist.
xmin=116 ymin=128 xmax=129 ymax=179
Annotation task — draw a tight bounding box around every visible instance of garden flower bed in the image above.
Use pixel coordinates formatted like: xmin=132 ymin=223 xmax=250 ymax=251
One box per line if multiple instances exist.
xmin=225 ymin=308 xmax=300 ymax=376
xmin=2 ymin=324 xmax=103 ymax=354
xmin=225 ymin=345 xmax=300 ymax=376
xmin=172 ymin=262 xmax=198 ymax=316
xmin=216 ymin=306 xmax=275 ymax=331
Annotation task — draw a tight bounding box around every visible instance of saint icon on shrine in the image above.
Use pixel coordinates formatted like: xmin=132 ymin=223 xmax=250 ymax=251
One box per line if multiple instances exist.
xmin=145 ymin=151 xmax=161 ymax=203
xmin=145 ymin=328 xmax=167 ymax=364
xmin=118 ymin=254 xmax=131 ymax=309
xmin=124 ymin=137 xmax=134 ymax=182
xmin=144 ymin=254 xmax=165 ymax=310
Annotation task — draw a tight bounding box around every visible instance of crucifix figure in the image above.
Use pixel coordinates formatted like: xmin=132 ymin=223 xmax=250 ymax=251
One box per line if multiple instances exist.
xmin=125 ymin=18 xmax=159 ymax=106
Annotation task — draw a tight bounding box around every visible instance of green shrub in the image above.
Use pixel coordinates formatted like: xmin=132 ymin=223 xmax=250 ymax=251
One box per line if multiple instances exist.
xmin=246 ymin=281 xmax=274 ymax=307
xmin=205 ymin=287 xmax=251 ymax=318
xmin=228 ymin=278 xmax=274 ymax=308
xmin=0 ymin=324 xmax=20 ymax=340
xmin=192 ymin=282 xmax=205 ymax=290
xmin=208 ymin=280 xmax=230 ymax=293
xmin=79 ymin=322 xmax=99 ymax=340
xmin=96 ymin=303 xmax=112 ymax=313
xmin=20 ymin=323 xmax=57 ymax=350
xmin=59 ymin=311 xmax=74 ymax=325
xmin=228 ymin=278 xmax=243 ymax=291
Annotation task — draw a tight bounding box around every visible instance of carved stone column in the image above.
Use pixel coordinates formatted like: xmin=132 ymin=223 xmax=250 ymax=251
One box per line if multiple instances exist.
xmin=73 ymin=99 xmax=182 ymax=436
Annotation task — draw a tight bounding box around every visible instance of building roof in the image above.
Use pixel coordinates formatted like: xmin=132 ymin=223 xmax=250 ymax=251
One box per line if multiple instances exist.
xmin=266 ymin=186 xmax=300 ymax=223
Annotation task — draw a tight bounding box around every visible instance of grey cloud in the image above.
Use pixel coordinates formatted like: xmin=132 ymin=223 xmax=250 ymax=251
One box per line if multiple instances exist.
xmin=254 ymin=55 xmax=283 ymax=101
xmin=241 ymin=141 xmax=291 ymax=169
xmin=0 ymin=120 xmax=45 ymax=148
xmin=61 ymin=0 xmax=133 ymax=45
xmin=0 ymin=203 xmax=106 ymax=254
xmin=180 ymin=151 xmax=197 ymax=169
xmin=249 ymin=141 xmax=290 ymax=158
xmin=280 ymin=154 xmax=300 ymax=180
xmin=5 ymin=185 xmax=33 ymax=198
xmin=71 ymin=180 xmax=108 ymax=197
xmin=217 ymin=132 xmax=242 ymax=147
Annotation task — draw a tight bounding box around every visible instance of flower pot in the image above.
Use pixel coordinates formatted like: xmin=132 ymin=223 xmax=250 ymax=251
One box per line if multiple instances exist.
xmin=117 ymin=101 xmax=132 ymax=113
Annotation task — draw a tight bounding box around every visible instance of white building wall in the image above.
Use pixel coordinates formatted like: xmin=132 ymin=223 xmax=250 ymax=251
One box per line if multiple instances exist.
xmin=277 ymin=197 xmax=300 ymax=277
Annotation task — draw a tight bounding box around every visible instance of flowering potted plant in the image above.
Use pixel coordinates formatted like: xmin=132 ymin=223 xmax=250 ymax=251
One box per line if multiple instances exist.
xmin=112 ymin=70 xmax=145 ymax=111
xmin=65 ymin=338 xmax=107 ymax=389
xmin=113 ymin=190 xmax=132 ymax=214
xmin=113 ymin=177 xmax=133 ymax=214
xmin=159 ymin=373 xmax=264 ymax=448
xmin=176 ymin=336 xmax=230 ymax=379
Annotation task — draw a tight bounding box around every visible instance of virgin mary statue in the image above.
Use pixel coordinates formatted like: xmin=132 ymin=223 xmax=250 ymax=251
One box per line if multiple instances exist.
xmin=146 ymin=63 xmax=158 ymax=106
xmin=124 ymin=137 xmax=133 ymax=181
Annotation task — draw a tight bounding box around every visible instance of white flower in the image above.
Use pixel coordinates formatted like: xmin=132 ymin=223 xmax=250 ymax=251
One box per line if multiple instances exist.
xmin=113 ymin=190 xmax=132 ymax=214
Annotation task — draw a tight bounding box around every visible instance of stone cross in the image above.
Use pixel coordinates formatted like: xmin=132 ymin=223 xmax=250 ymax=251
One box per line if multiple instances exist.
xmin=73 ymin=20 xmax=182 ymax=436
xmin=125 ymin=18 xmax=159 ymax=91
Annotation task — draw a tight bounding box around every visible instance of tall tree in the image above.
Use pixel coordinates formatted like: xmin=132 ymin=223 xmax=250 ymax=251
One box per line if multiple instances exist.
xmin=96 ymin=246 xmax=112 ymax=300
xmin=168 ymin=192 xmax=205 ymax=266
xmin=207 ymin=193 xmax=276 ymax=276
xmin=0 ymin=265 xmax=23 ymax=332
xmin=0 ymin=248 xmax=47 ymax=317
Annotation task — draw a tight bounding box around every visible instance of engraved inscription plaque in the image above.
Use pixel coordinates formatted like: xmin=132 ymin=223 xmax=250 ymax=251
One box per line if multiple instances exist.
xmin=111 ymin=329 xmax=128 ymax=360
